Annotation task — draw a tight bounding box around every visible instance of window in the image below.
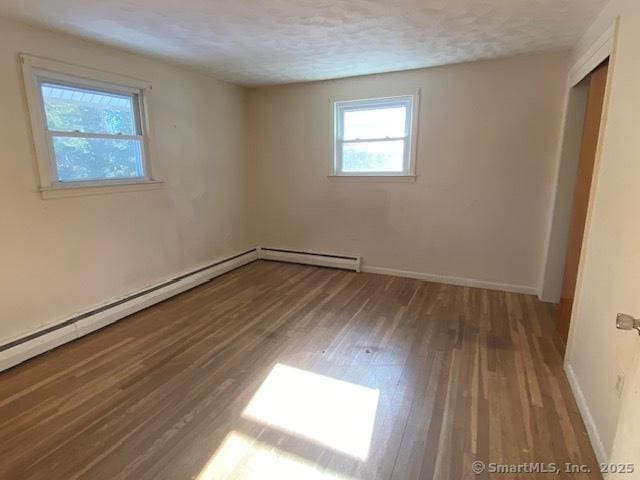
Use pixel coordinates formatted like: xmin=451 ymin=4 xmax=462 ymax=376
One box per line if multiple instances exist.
xmin=21 ymin=55 xmax=158 ymax=197
xmin=333 ymin=94 xmax=418 ymax=177
xmin=41 ymin=83 xmax=145 ymax=182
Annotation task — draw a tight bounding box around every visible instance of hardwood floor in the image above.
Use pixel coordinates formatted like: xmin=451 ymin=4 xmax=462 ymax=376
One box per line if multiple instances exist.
xmin=0 ymin=261 xmax=599 ymax=480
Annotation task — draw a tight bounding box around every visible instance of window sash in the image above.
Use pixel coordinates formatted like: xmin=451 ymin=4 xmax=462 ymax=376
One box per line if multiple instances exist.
xmin=334 ymin=96 xmax=414 ymax=175
xmin=37 ymin=78 xmax=149 ymax=184
xmin=45 ymin=132 xmax=148 ymax=184
xmin=336 ymin=139 xmax=410 ymax=175
xmin=40 ymin=80 xmax=142 ymax=136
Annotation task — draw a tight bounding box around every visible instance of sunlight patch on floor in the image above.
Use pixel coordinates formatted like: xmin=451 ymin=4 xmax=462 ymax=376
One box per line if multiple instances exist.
xmin=196 ymin=430 xmax=354 ymax=480
xmin=242 ymin=363 xmax=379 ymax=460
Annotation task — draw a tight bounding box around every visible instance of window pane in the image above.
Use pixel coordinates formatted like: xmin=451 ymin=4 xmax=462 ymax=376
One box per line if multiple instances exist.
xmin=343 ymin=106 xmax=406 ymax=140
xmin=342 ymin=140 xmax=405 ymax=173
xmin=51 ymin=136 xmax=144 ymax=182
xmin=41 ymin=83 xmax=136 ymax=135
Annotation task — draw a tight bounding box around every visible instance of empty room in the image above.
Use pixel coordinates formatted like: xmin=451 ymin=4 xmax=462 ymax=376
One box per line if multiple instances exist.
xmin=1 ymin=0 xmax=639 ymax=479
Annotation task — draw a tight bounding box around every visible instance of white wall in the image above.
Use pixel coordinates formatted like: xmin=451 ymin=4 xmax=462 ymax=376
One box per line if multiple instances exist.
xmin=248 ymin=53 xmax=569 ymax=293
xmin=0 ymin=18 xmax=255 ymax=344
xmin=564 ymin=0 xmax=640 ymax=463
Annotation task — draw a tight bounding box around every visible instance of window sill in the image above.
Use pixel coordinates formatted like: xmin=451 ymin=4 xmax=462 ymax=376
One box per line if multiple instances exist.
xmin=327 ymin=175 xmax=417 ymax=183
xmin=39 ymin=180 xmax=165 ymax=199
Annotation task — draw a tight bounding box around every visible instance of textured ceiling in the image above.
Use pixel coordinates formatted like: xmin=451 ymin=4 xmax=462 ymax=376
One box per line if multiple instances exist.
xmin=0 ymin=0 xmax=607 ymax=86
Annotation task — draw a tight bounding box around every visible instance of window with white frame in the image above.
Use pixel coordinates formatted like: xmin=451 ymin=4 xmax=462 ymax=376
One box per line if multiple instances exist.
xmin=333 ymin=94 xmax=418 ymax=176
xmin=21 ymin=55 xmax=156 ymax=193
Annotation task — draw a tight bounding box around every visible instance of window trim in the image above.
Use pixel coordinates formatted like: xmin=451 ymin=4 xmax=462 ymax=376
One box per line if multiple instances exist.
xmin=330 ymin=91 xmax=420 ymax=178
xmin=20 ymin=54 xmax=160 ymax=197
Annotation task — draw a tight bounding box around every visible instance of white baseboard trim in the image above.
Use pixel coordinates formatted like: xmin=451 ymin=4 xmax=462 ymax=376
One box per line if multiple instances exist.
xmin=361 ymin=265 xmax=538 ymax=295
xmin=258 ymin=247 xmax=361 ymax=272
xmin=0 ymin=248 xmax=258 ymax=373
xmin=565 ymin=361 xmax=607 ymax=463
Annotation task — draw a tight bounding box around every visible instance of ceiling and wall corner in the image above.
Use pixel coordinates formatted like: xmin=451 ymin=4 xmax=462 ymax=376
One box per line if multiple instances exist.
xmin=0 ymin=0 xmax=608 ymax=86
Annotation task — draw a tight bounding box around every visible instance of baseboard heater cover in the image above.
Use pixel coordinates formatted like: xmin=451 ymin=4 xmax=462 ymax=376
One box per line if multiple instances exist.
xmin=258 ymin=247 xmax=361 ymax=272
xmin=0 ymin=248 xmax=258 ymax=372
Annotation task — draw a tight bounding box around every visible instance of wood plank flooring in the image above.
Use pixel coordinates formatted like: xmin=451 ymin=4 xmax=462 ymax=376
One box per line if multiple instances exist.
xmin=0 ymin=261 xmax=599 ymax=480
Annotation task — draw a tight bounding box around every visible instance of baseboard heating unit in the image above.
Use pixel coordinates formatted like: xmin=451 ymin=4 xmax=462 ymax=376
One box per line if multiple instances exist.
xmin=258 ymin=247 xmax=361 ymax=272
xmin=0 ymin=248 xmax=258 ymax=372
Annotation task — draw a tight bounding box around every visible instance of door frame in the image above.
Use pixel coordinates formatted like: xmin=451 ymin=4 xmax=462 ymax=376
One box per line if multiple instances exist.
xmin=539 ymin=19 xmax=618 ymax=304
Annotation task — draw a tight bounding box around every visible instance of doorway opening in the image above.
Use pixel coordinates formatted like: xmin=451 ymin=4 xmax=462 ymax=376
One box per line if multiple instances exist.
xmin=542 ymin=58 xmax=610 ymax=352
xmin=556 ymin=60 xmax=610 ymax=346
